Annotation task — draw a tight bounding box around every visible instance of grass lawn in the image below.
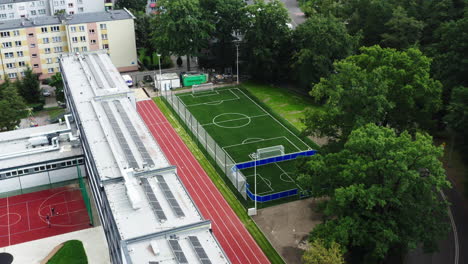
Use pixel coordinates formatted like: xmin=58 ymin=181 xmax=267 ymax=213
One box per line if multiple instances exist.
xmin=153 ymin=97 xmax=285 ymax=264
xmin=47 ymin=240 xmax=87 ymax=264
xmin=43 ymin=107 xmax=66 ymax=120
xmin=242 ymin=81 xmax=322 ymax=131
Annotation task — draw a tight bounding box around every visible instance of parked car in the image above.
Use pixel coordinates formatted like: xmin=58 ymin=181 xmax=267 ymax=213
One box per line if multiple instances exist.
xmin=42 ymin=90 xmax=51 ymax=97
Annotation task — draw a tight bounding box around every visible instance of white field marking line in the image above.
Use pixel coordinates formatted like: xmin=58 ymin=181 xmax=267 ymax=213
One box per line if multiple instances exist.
xmin=440 ymin=190 xmax=459 ymax=264
xmin=141 ymin=101 xmax=267 ymax=263
xmin=280 ymin=173 xmax=295 ymax=183
xmin=0 ymin=220 xmax=91 ymax=238
xmin=245 ymin=173 xmax=274 ymax=193
xmin=190 ymin=90 xmax=220 ymax=97
xmin=181 ymin=89 xmax=240 ymax=107
xmin=37 ymin=189 xmax=80 ymax=221
xmin=235 ymin=88 xmax=310 ymax=150
xmin=141 ymin=102 xmax=248 ymax=264
xmin=223 ymin=136 xmax=286 ymax=151
xmin=242 ymin=138 xmax=264 ymax=144
xmin=37 ymin=198 xmax=84 ymax=218
xmin=202 ymin=113 xmax=269 ymax=127
xmin=275 ymin=163 xmax=303 ymax=191
xmin=0 ymin=213 xmax=22 ymax=227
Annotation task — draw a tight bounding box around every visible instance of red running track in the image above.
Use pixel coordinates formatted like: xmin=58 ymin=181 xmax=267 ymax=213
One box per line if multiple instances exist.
xmin=0 ymin=186 xmax=91 ymax=248
xmin=138 ymin=99 xmax=270 ymax=264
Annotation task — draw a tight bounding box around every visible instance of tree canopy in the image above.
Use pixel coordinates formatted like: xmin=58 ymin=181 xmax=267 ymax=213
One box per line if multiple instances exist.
xmin=243 ymin=0 xmax=292 ymax=81
xmin=302 ymin=239 xmax=345 ymax=264
xmin=304 ymin=45 xmax=442 ymax=142
xmin=16 ymin=68 xmax=41 ymax=104
xmin=298 ymin=124 xmax=451 ymax=262
xmin=380 ymin=6 xmax=424 ymax=49
xmin=48 ymin=73 xmax=64 ymax=103
xmin=0 ymin=79 xmax=27 ymax=131
xmin=292 ymin=14 xmax=358 ymax=89
xmin=151 ymin=0 xmax=214 ymax=70
xmin=115 ymin=0 xmax=147 ymax=12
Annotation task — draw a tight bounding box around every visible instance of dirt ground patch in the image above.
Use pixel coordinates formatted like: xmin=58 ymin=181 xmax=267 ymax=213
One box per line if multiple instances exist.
xmin=253 ymin=198 xmax=323 ymax=264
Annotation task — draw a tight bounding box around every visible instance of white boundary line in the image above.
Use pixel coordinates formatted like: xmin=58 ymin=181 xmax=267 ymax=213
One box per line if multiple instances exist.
xmin=245 ymin=173 xmax=274 ymax=194
xmin=274 ymin=163 xmax=303 ymax=191
xmin=202 ymin=113 xmax=269 ymax=127
xmin=190 ymin=90 xmax=220 ymax=98
xmin=234 ymin=88 xmax=310 ymax=150
xmin=181 ymin=89 xmax=240 ymax=107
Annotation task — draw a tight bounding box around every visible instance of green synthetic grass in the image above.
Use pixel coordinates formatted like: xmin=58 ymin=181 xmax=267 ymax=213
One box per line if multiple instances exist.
xmin=242 ymin=81 xmax=322 ymax=131
xmin=153 ymin=98 xmax=285 ymax=264
xmin=177 ymin=87 xmax=310 ymax=196
xmin=47 ymin=240 xmax=87 ymax=264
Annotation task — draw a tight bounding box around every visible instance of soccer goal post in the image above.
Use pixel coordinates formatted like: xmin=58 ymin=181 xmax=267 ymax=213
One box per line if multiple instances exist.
xmin=192 ymin=83 xmax=214 ymax=94
xmin=255 ymin=145 xmax=285 ymax=159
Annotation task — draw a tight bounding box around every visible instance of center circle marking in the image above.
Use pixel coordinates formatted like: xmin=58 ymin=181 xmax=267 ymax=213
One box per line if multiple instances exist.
xmin=213 ymin=113 xmax=251 ymax=128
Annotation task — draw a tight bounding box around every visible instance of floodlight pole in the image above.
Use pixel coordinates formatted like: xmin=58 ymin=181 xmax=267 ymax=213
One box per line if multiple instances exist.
xmin=235 ymin=41 xmax=239 ymax=84
xmin=157 ymin=54 xmax=162 ymax=91
xmin=253 ymin=153 xmax=257 ymax=212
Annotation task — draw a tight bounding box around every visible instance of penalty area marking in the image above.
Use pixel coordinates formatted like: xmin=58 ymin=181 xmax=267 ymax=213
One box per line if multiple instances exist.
xmin=242 ymin=138 xmax=264 ymax=144
xmin=280 ymin=173 xmax=295 ymax=183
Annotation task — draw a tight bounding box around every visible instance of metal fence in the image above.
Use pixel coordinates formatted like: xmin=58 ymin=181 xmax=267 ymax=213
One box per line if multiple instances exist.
xmin=162 ymin=90 xmax=247 ymax=199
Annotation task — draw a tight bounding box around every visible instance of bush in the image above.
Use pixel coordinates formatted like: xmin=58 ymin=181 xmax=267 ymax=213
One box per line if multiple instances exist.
xmin=29 ymin=102 xmax=44 ymax=112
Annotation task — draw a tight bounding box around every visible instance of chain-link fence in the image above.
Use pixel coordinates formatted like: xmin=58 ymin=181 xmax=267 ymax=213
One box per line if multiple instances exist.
xmin=162 ymin=89 xmax=247 ymax=199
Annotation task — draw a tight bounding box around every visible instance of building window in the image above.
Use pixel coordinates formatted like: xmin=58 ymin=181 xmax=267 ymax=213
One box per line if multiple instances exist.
xmin=69 ymin=11 xmax=74 ymax=15
xmin=91 ymin=39 xmax=96 ymax=44
xmin=47 ymin=58 xmax=52 ymax=64
xmin=51 ymin=26 xmax=60 ymax=32
xmin=78 ymin=0 xmax=83 ymax=3
xmin=28 ymin=33 xmax=34 ymax=37
xmin=41 ymin=27 xmax=48 ymax=33
xmin=102 ymin=44 xmax=109 ymax=49
xmin=30 ymin=10 xmax=37 ymax=16
xmin=73 ymin=47 xmax=79 ymax=52
xmin=17 ymin=51 xmax=24 ymax=57
xmin=101 ymin=34 xmax=108 ymax=40
xmin=32 ymin=54 xmax=37 ymax=58
xmin=7 ymin=4 xmax=13 ymax=9
xmin=0 ymin=31 xmax=10 ymax=37
xmin=80 ymin=36 xmax=86 ymax=42
xmin=8 ymin=73 xmax=17 ymax=79
xmin=30 ymin=43 xmax=36 ymax=48
xmin=13 ymin=30 xmax=19 ymax=36
xmin=78 ymin=7 xmax=84 ymax=12
xmin=48 ymin=68 xmax=54 ymax=73
xmin=72 ymin=37 xmax=78 ymax=43
xmin=54 ymin=46 xmax=63 ymax=53
xmin=82 ymin=46 xmax=87 ymax=51
xmin=100 ymin=24 xmax=106 ymax=30
xmin=68 ymin=3 xmax=73 ymax=7
xmin=6 ymin=63 xmax=15 ymax=69
xmin=39 ymin=1 xmax=45 ymax=6
xmin=0 ymin=6 xmax=5 ymax=11
xmin=2 ymin=42 xmax=12 ymax=48
xmin=79 ymin=26 xmax=85 ymax=32
xmin=33 ymin=64 xmax=39 ymax=68
xmin=0 ymin=14 xmax=6 ymax=19
xmin=89 ymin=29 xmax=95 ymax=34
xmin=38 ymin=9 xmax=46 ymax=14
xmin=14 ymin=41 xmax=21 ymax=46
xmin=4 ymin=52 xmax=13 ymax=58
xmin=55 ymin=57 xmax=60 ymax=63
xmin=43 ymin=37 xmax=49 ymax=44
xmin=45 ymin=48 xmax=51 ymax=54
xmin=18 ymin=61 xmax=26 ymax=67
xmin=70 ymin=26 xmax=76 ymax=32
xmin=8 ymin=13 xmax=14 ymax=18
xmin=52 ymin=36 xmax=62 ymax=42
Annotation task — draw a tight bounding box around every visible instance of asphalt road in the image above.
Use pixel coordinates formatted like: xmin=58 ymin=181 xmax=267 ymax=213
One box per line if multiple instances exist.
xmin=280 ymin=0 xmax=306 ymax=28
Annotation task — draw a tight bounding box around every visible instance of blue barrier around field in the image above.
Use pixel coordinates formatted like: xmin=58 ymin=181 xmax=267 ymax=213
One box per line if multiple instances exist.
xmin=241 ymin=149 xmax=317 ymax=202
xmin=234 ymin=149 xmax=317 ymax=171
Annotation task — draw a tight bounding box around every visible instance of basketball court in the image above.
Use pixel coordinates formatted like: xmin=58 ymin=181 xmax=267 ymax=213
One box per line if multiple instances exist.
xmin=0 ymin=185 xmax=92 ymax=248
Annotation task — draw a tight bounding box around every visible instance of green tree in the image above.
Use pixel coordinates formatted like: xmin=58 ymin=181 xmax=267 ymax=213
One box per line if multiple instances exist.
xmin=445 ymin=86 xmax=468 ymax=156
xmin=298 ymin=124 xmax=451 ymax=263
xmin=292 ymin=14 xmax=358 ymax=90
xmin=243 ymin=0 xmax=292 ymax=81
xmin=381 ymin=6 xmax=424 ymax=49
xmin=0 ymin=79 xmax=27 ymax=131
xmin=151 ymin=0 xmax=214 ymax=71
xmin=304 ymin=45 xmax=442 ymax=142
xmin=48 ymin=73 xmax=64 ymax=103
xmin=302 ymin=239 xmax=345 ymax=264
xmin=17 ymin=67 xmax=41 ymax=104
xmin=201 ymin=0 xmax=246 ymax=43
xmin=115 ymin=0 xmax=147 ymax=12
xmin=134 ymin=11 xmax=154 ymax=52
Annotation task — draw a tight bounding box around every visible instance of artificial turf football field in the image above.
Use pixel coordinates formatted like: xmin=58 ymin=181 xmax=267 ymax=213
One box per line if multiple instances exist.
xmin=176 ymin=87 xmax=313 ymax=197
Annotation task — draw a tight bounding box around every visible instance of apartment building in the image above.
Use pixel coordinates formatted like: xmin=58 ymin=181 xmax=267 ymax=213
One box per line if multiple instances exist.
xmin=146 ymin=0 xmax=157 ymax=14
xmin=0 ymin=0 xmax=113 ymax=20
xmin=0 ymin=9 xmax=137 ymax=81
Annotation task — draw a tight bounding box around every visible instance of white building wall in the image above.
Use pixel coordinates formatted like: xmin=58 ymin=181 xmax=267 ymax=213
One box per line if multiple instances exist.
xmin=104 ymin=18 xmax=137 ymax=71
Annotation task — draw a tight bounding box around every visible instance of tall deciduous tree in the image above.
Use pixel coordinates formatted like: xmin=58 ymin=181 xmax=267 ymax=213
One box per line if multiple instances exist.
xmin=302 ymin=239 xmax=345 ymax=264
xmin=0 ymin=79 xmax=27 ymax=131
xmin=243 ymin=0 xmax=292 ymax=81
xmin=304 ymin=45 xmax=442 ymax=142
xmin=292 ymin=15 xmax=358 ymax=90
xmin=381 ymin=6 xmax=424 ymax=49
xmin=445 ymin=86 xmax=468 ymax=154
xmin=115 ymin=0 xmax=147 ymax=12
xmin=298 ymin=124 xmax=451 ymax=263
xmin=134 ymin=11 xmax=154 ymax=52
xmin=151 ymin=0 xmax=214 ymax=71
xmin=17 ymin=67 xmax=41 ymax=104
xmin=48 ymin=73 xmax=64 ymax=103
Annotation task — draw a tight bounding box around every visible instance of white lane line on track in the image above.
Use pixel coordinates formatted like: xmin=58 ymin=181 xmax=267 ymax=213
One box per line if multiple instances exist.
xmin=140 ymin=100 xmax=269 ymax=264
